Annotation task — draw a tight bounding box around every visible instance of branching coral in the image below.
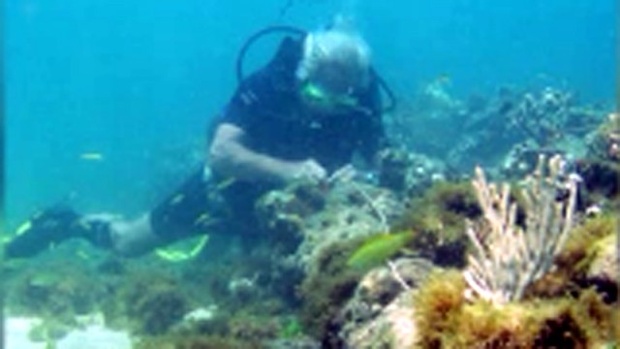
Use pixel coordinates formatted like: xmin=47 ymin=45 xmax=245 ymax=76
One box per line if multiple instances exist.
xmin=463 ymin=155 xmax=579 ymax=304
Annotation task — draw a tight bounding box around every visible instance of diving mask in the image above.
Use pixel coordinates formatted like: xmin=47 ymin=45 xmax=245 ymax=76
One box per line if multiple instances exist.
xmin=300 ymin=81 xmax=359 ymax=111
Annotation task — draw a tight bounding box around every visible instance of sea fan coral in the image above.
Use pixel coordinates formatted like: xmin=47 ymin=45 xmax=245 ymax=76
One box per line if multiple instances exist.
xmin=463 ymin=155 xmax=579 ymax=304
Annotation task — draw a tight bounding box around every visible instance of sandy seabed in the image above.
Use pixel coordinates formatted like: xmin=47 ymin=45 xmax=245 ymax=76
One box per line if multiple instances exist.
xmin=4 ymin=316 xmax=132 ymax=349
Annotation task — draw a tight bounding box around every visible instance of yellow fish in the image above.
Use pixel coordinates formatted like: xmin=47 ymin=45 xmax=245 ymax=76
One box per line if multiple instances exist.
xmin=347 ymin=232 xmax=412 ymax=270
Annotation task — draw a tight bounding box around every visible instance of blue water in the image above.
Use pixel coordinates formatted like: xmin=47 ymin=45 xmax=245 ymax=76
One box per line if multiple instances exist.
xmin=5 ymin=0 xmax=617 ymax=227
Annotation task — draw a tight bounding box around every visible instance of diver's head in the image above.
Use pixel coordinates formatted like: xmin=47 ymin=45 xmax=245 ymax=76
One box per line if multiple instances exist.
xmin=297 ymin=29 xmax=371 ymax=113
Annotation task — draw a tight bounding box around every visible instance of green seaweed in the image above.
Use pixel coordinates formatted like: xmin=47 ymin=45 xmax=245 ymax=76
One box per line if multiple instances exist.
xmin=7 ymin=257 xmax=105 ymax=323
xmin=102 ymin=268 xmax=192 ymax=336
xmin=413 ymin=270 xmax=617 ymax=348
xmin=279 ymin=316 xmax=304 ymax=339
xmin=526 ymin=214 xmax=618 ymax=299
xmin=577 ymin=159 xmax=620 ymax=210
xmin=134 ymin=334 xmax=264 ymax=349
xmin=393 ymin=180 xmax=482 ymax=267
xmin=299 ymin=238 xmax=367 ymax=338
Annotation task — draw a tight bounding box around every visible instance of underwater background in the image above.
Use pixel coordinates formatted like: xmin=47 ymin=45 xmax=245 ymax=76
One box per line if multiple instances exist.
xmin=3 ymin=1 xmax=619 ymax=348
xmin=5 ymin=0 xmax=616 ymax=228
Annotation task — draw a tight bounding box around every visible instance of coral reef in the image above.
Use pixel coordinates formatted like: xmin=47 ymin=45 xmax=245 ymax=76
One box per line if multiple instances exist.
xmin=388 ymin=85 xmax=607 ymax=172
xmin=3 ymin=83 xmax=617 ymax=348
xmin=409 ymin=154 xmax=617 ymax=349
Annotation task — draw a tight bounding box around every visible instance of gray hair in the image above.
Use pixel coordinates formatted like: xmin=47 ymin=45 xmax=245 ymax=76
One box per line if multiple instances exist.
xmin=296 ymin=29 xmax=371 ymax=92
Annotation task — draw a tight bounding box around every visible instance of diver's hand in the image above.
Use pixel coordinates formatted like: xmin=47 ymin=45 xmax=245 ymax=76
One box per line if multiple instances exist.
xmin=290 ymin=159 xmax=327 ymax=182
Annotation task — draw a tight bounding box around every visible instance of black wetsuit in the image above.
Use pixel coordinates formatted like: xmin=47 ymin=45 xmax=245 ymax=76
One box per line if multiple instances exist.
xmin=150 ymin=35 xmax=386 ymax=242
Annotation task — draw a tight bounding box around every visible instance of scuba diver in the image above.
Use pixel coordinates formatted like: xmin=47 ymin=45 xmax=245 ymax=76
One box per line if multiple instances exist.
xmin=4 ymin=24 xmax=394 ymax=259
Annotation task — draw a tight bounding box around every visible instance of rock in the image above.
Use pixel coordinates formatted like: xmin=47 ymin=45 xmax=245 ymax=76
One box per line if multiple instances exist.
xmin=338 ymin=290 xmax=418 ymax=349
xmin=330 ymin=258 xmax=434 ymax=349
xmin=257 ymin=177 xmax=404 ymax=274
xmin=586 ymin=233 xmax=619 ymax=303
xmin=588 ymin=234 xmax=618 ymax=282
xmin=295 ymin=181 xmax=404 ymax=273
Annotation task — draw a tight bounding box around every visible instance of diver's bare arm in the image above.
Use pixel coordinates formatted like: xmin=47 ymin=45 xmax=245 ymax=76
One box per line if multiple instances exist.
xmin=208 ymin=123 xmax=326 ymax=183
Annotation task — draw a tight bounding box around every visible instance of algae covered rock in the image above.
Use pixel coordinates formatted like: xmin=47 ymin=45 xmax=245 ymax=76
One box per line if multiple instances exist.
xmin=338 ymin=290 xmax=418 ymax=349
xmin=412 ymin=269 xmax=617 ymax=348
xmin=254 ymin=177 xmax=402 ymax=273
xmin=331 ymin=257 xmax=434 ymax=349
xmin=587 ymin=233 xmax=618 ymax=282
